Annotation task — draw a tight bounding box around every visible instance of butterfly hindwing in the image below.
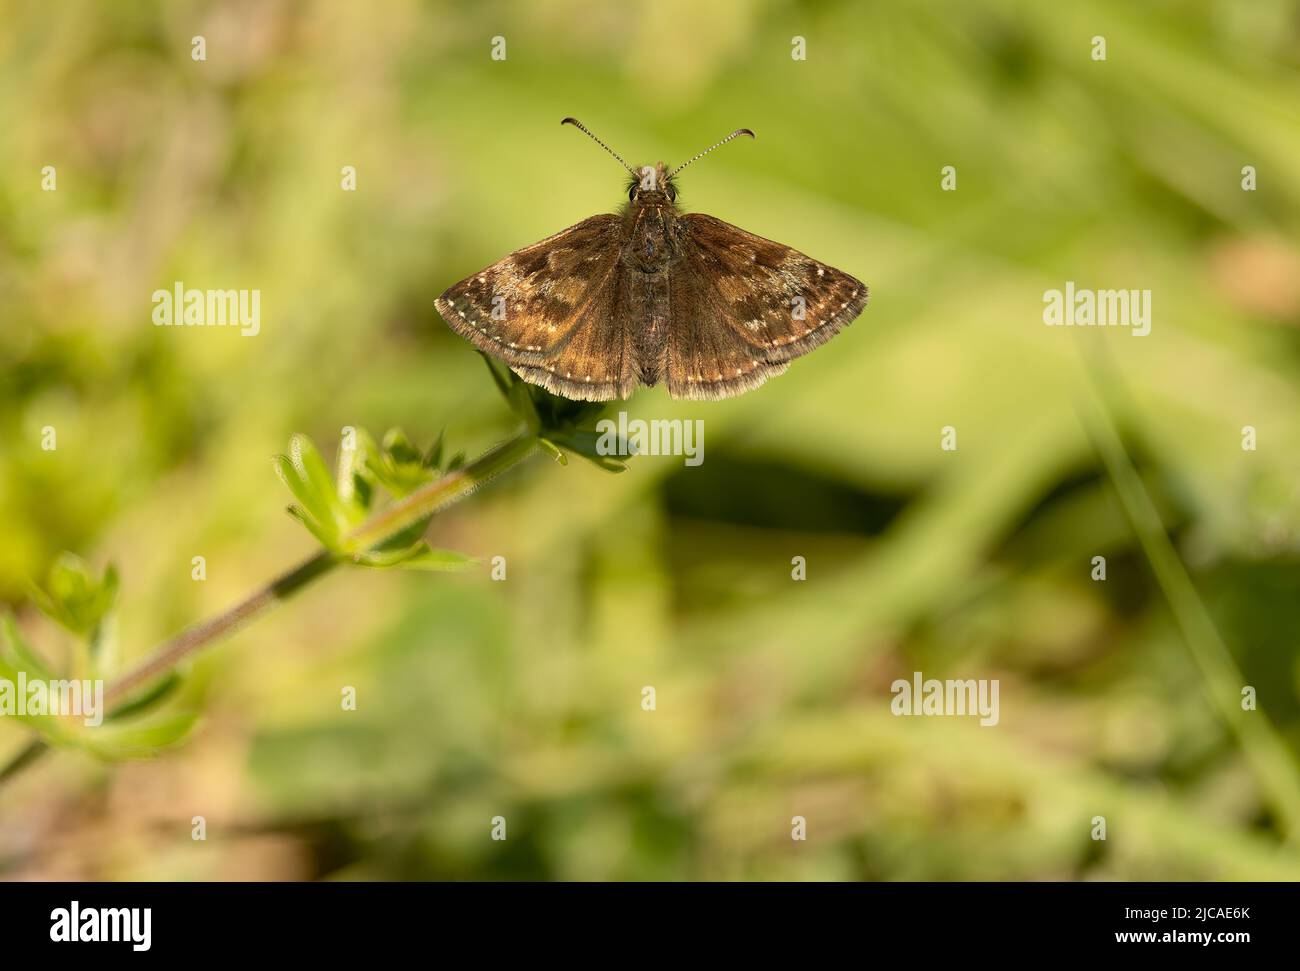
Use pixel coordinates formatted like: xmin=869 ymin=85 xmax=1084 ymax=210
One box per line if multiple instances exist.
xmin=436 ymin=214 xmax=636 ymax=400
xmin=665 ymin=214 xmax=869 ymax=399
xmin=506 ymin=270 xmax=638 ymax=401
xmin=665 ymin=263 xmax=786 ymax=399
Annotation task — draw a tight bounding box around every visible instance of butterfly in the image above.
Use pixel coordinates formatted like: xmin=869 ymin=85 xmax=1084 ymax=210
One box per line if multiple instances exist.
xmin=435 ymin=118 xmax=869 ymax=401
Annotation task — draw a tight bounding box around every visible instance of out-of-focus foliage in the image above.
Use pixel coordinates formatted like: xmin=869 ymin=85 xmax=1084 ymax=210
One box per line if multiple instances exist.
xmin=1 ymin=557 xmax=197 ymax=760
xmin=2 ymin=0 xmax=1300 ymax=880
xmin=275 ymin=426 xmax=475 ymax=569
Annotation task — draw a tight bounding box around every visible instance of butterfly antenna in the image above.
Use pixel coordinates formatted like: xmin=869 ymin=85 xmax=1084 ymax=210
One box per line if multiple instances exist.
xmin=669 ymin=128 xmax=755 ymax=179
xmin=561 ymin=117 xmax=638 ymax=178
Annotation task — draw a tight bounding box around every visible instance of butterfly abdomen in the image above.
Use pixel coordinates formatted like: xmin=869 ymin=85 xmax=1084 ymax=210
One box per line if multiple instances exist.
xmin=627 ymin=272 xmax=670 ymax=388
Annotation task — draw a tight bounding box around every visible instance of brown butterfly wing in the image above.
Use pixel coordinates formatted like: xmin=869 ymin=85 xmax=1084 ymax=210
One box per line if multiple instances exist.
xmin=436 ymin=214 xmax=637 ymax=401
xmin=665 ymin=213 xmax=869 ymax=400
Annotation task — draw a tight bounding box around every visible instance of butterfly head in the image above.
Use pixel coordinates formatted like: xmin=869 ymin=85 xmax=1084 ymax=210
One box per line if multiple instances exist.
xmin=628 ymin=163 xmax=678 ymax=204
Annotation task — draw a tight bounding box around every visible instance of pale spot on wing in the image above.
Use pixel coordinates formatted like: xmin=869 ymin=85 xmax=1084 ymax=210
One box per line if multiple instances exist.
xmin=551 ymin=275 xmax=588 ymax=304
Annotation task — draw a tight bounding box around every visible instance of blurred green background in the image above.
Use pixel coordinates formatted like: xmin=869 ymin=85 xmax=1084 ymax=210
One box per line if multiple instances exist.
xmin=4 ymin=0 xmax=1300 ymax=880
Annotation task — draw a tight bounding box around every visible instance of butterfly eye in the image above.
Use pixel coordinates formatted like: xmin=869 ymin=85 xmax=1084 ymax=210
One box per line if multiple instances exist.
xmin=628 ymin=184 xmax=637 ymax=202
xmin=666 ymin=184 xmax=677 ymax=202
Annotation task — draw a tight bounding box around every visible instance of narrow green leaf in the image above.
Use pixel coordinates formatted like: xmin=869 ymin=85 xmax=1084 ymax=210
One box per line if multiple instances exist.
xmin=27 ymin=554 xmax=119 ymax=639
xmin=394 ymin=545 xmax=479 ymax=572
xmin=549 ymin=432 xmax=629 ymax=472
xmin=425 ymin=430 xmax=445 ymax=470
xmin=538 ymin=438 xmax=568 ymax=465
xmin=290 ymin=434 xmax=344 ymax=531
xmin=1 ymin=613 xmax=55 ymax=681
xmin=286 ymin=505 xmax=338 ymax=549
xmin=80 ymin=711 xmax=199 ymax=760
xmin=353 ymin=542 xmax=476 ymax=571
xmin=106 ymin=673 xmax=182 ymax=721
xmin=275 ymin=454 xmax=326 ymax=526
xmin=481 ymin=353 xmax=514 ymax=401
xmin=0 ymin=652 xmax=79 ymax=744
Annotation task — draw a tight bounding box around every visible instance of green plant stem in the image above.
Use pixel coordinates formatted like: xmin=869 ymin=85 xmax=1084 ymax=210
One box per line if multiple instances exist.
xmin=0 ymin=430 xmax=539 ymax=787
xmin=103 ymin=550 xmax=336 ymax=708
xmin=0 ymin=738 xmax=48 ymax=786
xmin=1083 ymin=391 xmax=1300 ymax=844
xmin=345 ymin=432 xmax=538 ymax=550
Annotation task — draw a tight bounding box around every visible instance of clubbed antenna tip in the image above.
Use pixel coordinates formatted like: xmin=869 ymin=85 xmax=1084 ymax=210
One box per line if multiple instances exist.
xmin=669 ymin=128 xmax=755 ymax=179
xmin=561 ymin=117 xmax=638 ymax=178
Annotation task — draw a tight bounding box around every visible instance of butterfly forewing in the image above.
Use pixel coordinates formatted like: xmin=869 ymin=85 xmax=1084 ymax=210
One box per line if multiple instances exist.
xmin=671 ymin=214 xmax=869 ymax=399
xmin=435 ymin=214 xmax=635 ymax=400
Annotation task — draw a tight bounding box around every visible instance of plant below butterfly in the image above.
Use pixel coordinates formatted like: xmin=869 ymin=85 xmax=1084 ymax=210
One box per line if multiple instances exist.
xmin=0 ymin=359 xmax=630 ymax=780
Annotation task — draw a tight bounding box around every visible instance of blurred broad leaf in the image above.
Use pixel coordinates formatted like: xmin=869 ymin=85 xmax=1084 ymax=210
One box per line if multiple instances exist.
xmin=26 ymin=554 xmax=118 ymax=645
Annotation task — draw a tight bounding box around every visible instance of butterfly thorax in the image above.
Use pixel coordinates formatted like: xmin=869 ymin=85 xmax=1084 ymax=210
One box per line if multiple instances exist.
xmin=622 ymin=163 xmax=683 ymax=274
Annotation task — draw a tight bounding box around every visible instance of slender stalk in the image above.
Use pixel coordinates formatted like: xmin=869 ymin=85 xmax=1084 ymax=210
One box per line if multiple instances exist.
xmin=346 ymin=433 xmax=538 ymax=550
xmin=107 ymin=431 xmax=537 ymax=705
xmin=1083 ymin=394 xmax=1300 ymax=844
xmin=0 ymin=430 xmax=538 ymax=787
xmin=0 ymin=738 xmax=47 ymax=787
xmin=104 ymin=551 xmax=335 ymax=707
